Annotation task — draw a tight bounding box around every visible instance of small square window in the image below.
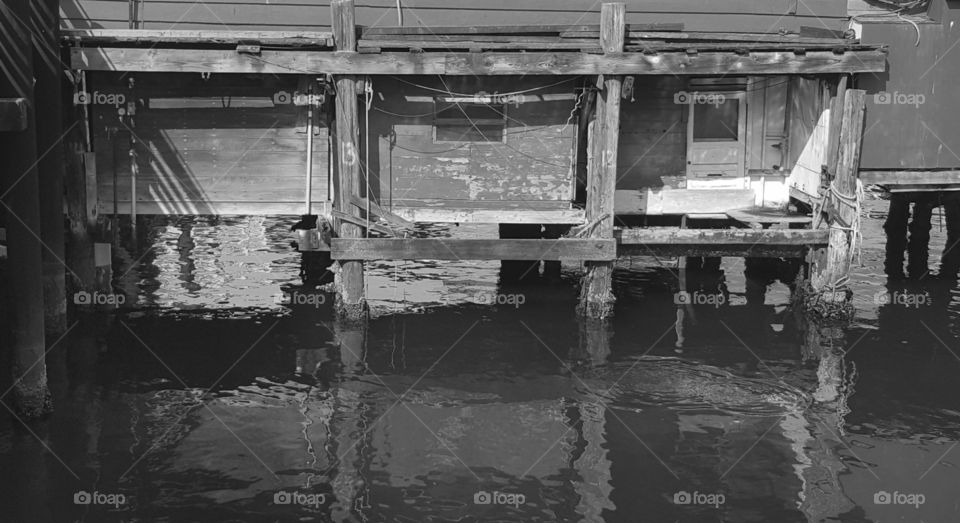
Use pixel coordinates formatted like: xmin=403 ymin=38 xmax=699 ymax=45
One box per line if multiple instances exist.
xmin=434 ymin=101 xmax=506 ymax=143
xmin=692 ymin=98 xmax=740 ymax=142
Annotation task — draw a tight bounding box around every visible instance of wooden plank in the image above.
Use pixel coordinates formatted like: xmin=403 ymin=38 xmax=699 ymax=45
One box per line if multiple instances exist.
xmin=0 ymin=98 xmax=28 ymax=131
xmin=617 ymin=228 xmax=826 ymax=257
xmin=392 ymin=207 xmax=586 ymax=224
xmin=614 ymin=188 xmax=756 ymax=215
xmin=331 ymin=238 xmax=616 ymax=261
xmin=62 ymin=29 xmax=334 ymax=46
xmin=357 ymin=40 xmax=602 ymax=51
xmin=98 ymin=200 xmax=331 ymax=215
xmin=859 ymin=170 xmax=960 ymax=186
xmin=350 ymin=195 xmax=415 ymax=231
xmin=71 ymin=48 xmax=887 ymax=75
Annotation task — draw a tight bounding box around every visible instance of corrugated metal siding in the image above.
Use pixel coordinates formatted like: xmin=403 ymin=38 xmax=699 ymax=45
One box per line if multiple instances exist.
xmin=61 ymin=0 xmax=846 ymax=32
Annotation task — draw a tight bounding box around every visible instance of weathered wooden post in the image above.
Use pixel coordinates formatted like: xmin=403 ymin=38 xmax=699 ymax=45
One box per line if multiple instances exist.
xmin=806 ymin=89 xmax=865 ymax=317
xmin=0 ymin=0 xmax=52 ymax=416
xmin=578 ymin=2 xmax=624 ymax=319
xmin=331 ymin=0 xmax=367 ymax=322
xmin=33 ymin=0 xmax=68 ymax=336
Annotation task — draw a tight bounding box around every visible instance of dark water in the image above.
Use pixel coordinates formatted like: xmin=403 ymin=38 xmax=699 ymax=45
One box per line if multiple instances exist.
xmin=2 ymin=200 xmax=960 ymax=522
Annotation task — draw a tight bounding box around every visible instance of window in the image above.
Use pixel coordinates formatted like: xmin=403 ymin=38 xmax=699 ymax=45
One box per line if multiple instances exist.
xmin=434 ymin=101 xmax=506 ymax=143
xmin=692 ymin=98 xmax=740 ymax=141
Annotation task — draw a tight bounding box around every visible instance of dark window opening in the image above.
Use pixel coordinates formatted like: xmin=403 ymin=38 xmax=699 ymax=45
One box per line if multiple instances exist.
xmin=692 ymin=98 xmax=740 ymax=141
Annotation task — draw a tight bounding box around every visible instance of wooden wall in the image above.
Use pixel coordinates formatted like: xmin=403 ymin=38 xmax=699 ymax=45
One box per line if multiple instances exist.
xmin=61 ymin=0 xmax=846 ymax=33
xmin=367 ymin=76 xmax=578 ymax=209
xmin=89 ymin=73 xmax=328 ymax=215
xmin=856 ymin=6 xmax=960 ymax=169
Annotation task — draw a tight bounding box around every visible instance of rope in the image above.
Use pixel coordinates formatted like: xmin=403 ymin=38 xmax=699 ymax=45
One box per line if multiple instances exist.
xmin=825 ymin=179 xmax=865 ymax=272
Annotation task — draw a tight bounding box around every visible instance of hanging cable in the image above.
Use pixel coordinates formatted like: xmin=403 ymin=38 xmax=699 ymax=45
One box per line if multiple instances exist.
xmin=365 ymin=77 xmax=372 ymax=238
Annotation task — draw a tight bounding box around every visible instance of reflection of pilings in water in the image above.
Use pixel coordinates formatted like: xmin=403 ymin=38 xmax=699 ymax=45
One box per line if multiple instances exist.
xmin=908 ymin=195 xmax=936 ymax=279
xmin=570 ymin=317 xmax=614 ymax=519
xmin=176 ymin=218 xmax=197 ymax=292
xmin=573 ymin=400 xmax=614 ymax=520
xmin=793 ymin=312 xmax=857 ymax=521
xmin=940 ymin=192 xmax=960 ymax=279
xmin=329 ymin=322 xmax=369 ymax=521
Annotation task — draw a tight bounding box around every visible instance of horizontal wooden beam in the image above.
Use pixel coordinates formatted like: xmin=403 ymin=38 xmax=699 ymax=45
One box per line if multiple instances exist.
xmin=616 ymin=228 xmax=826 ymax=257
xmin=860 ymin=170 xmax=960 ymax=186
xmin=71 ymin=48 xmax=886 ymax=75
xmin=99 ymin=201 xmax=330 ymax=216
xmin=331 ymin=238 xmax=616 ymax=261
xmin=63 ymin=29 xmax=334 ymax=47
xmin=391 ymin=207 xmax=586 ymax=224
xmin=615 ymin=188 xmax=756 ymax=215
xmin=0 ymin=98 xmax=28 ymax=132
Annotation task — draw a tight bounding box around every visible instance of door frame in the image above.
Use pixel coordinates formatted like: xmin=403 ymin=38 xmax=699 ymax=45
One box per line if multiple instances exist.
xmin=685 ymin=90 xmax=747 ymax=185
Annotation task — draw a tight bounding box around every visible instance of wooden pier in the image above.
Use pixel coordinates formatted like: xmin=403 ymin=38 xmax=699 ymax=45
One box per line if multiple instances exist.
xmin=1 ymin=0 xmax=891 ymax=413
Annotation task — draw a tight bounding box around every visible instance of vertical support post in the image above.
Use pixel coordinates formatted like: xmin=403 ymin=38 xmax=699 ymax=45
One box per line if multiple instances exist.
xmin=0 ymin=0 xmax=51 ymax=417
xmin=32 ymin=0 xmax=68 ymax=337
xmin=940 ymin=192 xmax=960 ymax=279
xmin=824 ymin=75 xmax=848 ymax=183
xmin=578 ymin=2 xmax=624 ymax=319
xmin=331 ymin=0 xmax=367 ymax=322
xmin=813 ymin=89 xmax=865 ymax=292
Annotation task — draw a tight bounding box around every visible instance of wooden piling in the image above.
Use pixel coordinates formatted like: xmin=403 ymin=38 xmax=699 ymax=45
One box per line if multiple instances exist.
xmin=0 ymin=0 xmax=51 ymax=416
xmin=331 ymin=0 xmax=367 ymax=322
xmin=33 ymin=0 xmax=68 ymax=336
xmin=811 ymin=89 xmax=865 ymax=293
xmin=578 ymin=2 xmax=624 ymax=320
xmin=907 ymin=195 xmax=935 ymax=279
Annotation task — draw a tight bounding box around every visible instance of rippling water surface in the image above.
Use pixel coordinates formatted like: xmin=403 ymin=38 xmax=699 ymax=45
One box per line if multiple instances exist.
xmin=2 ymin=199 xmax=960 ymax=522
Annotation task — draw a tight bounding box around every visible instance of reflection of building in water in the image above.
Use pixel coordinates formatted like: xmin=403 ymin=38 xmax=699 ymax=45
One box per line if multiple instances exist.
xmin=143 ymin=216 xmax=299 ymax=308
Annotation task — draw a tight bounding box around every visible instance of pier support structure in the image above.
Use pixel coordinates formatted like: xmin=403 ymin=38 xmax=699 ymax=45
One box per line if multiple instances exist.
xmin=806 ymin=87 xmax=866 ymax=318
xmin=34 ymin=0 xmax=68 ymax=336
xmin=331 ymin=0 xmax=368 ymax=322
xmin=0 ymin=0 xmax=52 ymax=417
xmin=578 ymin=2 xmax=624 ymax=320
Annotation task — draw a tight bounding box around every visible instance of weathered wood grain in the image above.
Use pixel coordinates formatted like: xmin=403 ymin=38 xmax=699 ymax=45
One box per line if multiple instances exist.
xmin=71 ymin=48 xmax=887 ymax=75
xmin=859 ymin=170 xmax=960 ymax=186
xmin=331 ymin=238 xmax=616 ymax=261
